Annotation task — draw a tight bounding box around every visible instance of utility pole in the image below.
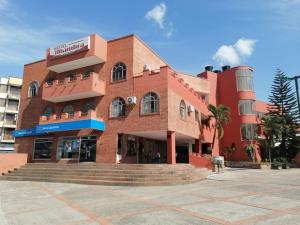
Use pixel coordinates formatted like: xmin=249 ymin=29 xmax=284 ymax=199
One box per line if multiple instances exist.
xmin=287 ymin=75 xmax=300 ymax=115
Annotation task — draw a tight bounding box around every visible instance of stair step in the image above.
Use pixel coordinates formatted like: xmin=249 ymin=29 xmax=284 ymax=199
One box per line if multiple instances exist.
xmin=0 ymin=175 xmax=206 ymax=186
xmin=1 ymin=163 xmax=209 ymax=186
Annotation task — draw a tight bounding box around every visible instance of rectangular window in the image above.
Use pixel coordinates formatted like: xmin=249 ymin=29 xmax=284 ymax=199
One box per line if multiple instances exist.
xmin=3 ymin=128 xmax=14 ymax=140
xmin=239 ymin=100 xmax=256 ymax=114
xmin=9 ymin=86 xmax=21 ymax=96
xmin=7 ymin=100 xmax=19 ymax=111
xmin=33 ymin=138 xmax=53 ymax=159
xmin=236 ymin=69 xmax=254 ymax=91
xmin=241 ymin=124 xmax=258 ymax=140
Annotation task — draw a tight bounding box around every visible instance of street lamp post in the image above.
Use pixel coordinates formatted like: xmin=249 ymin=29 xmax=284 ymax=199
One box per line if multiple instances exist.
xmin=287 ymin=75 xmax=300 ymax=115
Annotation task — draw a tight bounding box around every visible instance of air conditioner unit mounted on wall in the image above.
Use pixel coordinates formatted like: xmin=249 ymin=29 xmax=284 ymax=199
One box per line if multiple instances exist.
xmin=188 ymin=105 xmax=194 ymax=113
xmin=127 ymin=96 xmax=137 ymax=104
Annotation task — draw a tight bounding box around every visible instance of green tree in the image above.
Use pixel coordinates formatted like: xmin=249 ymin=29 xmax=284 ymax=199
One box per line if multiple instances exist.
xmin=260 ymin=114 xmax=282 ymax=163
xmin=268 ymin=69 xmax=299 ymax=159
xmin=207 ymin=104 xmax=230 ymax=149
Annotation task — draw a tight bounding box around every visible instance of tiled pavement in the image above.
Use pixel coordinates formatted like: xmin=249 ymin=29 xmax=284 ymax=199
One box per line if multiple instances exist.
xmin=0 ymin=168 xmax=299 ymax=225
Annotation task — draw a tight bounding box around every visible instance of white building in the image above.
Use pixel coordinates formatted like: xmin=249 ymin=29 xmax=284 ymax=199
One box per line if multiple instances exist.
xmin=0 ymin=77 xmax=22 ymax=152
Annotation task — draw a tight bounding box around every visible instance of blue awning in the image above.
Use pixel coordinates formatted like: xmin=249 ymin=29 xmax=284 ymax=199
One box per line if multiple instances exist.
xmin=13 ymin=119 xmax=105 ymax=138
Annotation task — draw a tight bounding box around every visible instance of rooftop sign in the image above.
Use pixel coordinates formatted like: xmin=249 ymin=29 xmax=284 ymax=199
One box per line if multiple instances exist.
xmin=48 ymin=36 xmax=90 ymax=59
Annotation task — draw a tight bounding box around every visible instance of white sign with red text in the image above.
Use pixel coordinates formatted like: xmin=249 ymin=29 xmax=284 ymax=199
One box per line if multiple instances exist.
xmin=49 ymin=36 xmax=90 ymax=58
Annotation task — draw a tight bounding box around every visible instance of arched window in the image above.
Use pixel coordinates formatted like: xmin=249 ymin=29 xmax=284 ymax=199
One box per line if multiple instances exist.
xmin=43 ymin=106 xmax=53 ymax=117
xmin=180 ymin=100 xmax=187 ymax=120
xmin=82 ymin=102 xmax=96 ymax=115
xmin=110 ymin=97 xmax=125 ymax=118
xmin=141 ymin=92 xmax=159 ymax=114
xmin=112 ymin=62 xmax=126 ymax=81
xmin=62 ymin=105 xmax=74 ymax=117
xmin=28 ymin=81 xmax=39 ymax=97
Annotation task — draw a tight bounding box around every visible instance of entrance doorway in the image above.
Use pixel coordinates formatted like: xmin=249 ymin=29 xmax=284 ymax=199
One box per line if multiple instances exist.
xmin=176 ymin=146 xmax=189 ymax=163
xmin=57 ymin=136 xmax=97 ymax=162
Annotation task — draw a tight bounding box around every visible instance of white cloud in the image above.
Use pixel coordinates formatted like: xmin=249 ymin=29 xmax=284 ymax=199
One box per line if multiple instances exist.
xmin=0 ymin=0 xmax=8 ymax=10
xmin=213 ymin=45 xmax=240 ymax=66
xmin=213 ymin=38 xmax=257 ymax=66
xmin=145 ymin=3 xmax=167 ymax=28
xmin=234 ymin=38 xmax=256 ymax=56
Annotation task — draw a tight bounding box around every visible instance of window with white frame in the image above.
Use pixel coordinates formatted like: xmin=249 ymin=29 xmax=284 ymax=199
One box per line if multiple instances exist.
xmin=180 ymin=100 xmax=187 ymax=120
xmin=28 ymin=81 xmax=39 ymax=97
xmin=239 ymin=100 xmax=256 ymax=115
xmin=112 ymin=62 xmax=126 ymax=81
xmin=110 ymin=97 xmax=125 ymax=118
xmin=241 ymin=124 xmax=258 ymax=140
xmin=141 ymin=92 xmax=159 ymax=114
xmin=236 ymin=69 xmax=254 ymax=91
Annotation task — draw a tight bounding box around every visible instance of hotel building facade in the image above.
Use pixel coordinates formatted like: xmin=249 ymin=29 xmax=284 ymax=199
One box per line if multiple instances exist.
xmin=0 ymin=77 xmax=22 ymax=152
xmin=13 ymin=34 xmax=267 ymax=165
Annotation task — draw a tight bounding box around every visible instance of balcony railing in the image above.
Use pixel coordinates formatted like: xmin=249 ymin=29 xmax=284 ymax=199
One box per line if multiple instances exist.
xmin=42 ymin=72 xmax=105 ymax=103
xmin=39 ymin=110 xmax=103 ymax=124
xmin=4 ymin=120 xmax=17 ymax=126
xmin=8 ymin=92 xmax=20 ymax=99
xmin=6 ymin=105 xmax=19 ymax=111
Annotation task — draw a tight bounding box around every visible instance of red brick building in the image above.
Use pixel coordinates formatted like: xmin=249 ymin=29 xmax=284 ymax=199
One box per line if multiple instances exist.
xmin=13 ymin=34 xmax=267 ymax=165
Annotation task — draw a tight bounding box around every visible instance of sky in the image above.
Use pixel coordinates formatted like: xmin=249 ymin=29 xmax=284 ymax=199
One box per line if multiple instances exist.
xmin=0 ymin=0 xmax=300 ymax=101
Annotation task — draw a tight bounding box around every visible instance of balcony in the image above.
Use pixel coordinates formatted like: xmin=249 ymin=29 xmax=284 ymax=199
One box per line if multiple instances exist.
xmin=46 ymin=34 xmax=107 ymax=73
xmin=3 ymin=120 xmax=17 ymax=128
xmin=7 ymin=92 xmax=20 ymax=100
xmin=37 ymin=110 xmax=105 ymax=133
xmin=42 ymin=72 xmax=105 ymax=103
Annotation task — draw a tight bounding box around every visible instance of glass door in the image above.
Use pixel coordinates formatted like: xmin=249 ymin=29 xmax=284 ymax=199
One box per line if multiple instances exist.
xmin=57 ymin=137 xmax=80 ymax=160
xmin=80 ymin=136 xmax=97 ymax=162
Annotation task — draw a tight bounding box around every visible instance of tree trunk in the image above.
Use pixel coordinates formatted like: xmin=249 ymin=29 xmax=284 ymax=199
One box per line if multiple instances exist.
xmin=212 ymin=126 xmax=217 ymax=150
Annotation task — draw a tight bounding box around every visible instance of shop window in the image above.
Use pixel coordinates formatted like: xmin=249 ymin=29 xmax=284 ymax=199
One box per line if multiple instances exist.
xmin=141 ymin=92 xmax=159 ymax=114
xmin=28 ymin=81 xmax=39 ymax=97
xmin=33 ymin=138 xmax=53 ymax=159
xmin=241 ymin=124 xmax=258 ymax=140
xmin=180 ymin=100 xmax=187 ymax=120
xmin=110 ymin=97 xmax=125 ymax=118
xmin=236 ymin=69 xmax=254 ymax=91
xmin=112 ymin=62 xmax=126 ymax=81
xmin=239 ymin=100 xmax=256 ymax=114
xmin=63 ymin=105 xmax=74 ymax=117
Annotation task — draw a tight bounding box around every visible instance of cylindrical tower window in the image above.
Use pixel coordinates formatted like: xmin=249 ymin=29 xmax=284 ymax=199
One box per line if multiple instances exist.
xmin=236 ymin=69 xmax=254 ymax=91
xmin=239 ymin=100 xmax=256 ymax=115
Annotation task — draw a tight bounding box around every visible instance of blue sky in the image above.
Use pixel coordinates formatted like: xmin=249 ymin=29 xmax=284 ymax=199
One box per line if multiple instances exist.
xmin=0 ymin=0 xmax=300 ymax=101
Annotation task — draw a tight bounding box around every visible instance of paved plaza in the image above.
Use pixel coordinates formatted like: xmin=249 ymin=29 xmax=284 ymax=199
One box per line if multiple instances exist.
xmin=0 ymin=168 xmax=299 ymax=225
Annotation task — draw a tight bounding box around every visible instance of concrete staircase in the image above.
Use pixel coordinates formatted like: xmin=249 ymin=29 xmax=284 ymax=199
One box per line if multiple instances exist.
xmin=0 ymin=163 xmax=209 ymax=186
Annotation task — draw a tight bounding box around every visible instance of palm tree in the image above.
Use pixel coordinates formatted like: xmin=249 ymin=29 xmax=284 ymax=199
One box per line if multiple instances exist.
xmin=260 ymin=114 xmax=282 ymax=163
xmin=207 ymin=104 xmax=230 ymax=149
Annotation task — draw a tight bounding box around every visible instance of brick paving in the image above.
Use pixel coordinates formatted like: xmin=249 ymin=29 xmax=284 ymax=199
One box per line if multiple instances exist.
xmin=0 ymin=168 xmax=299 ymax=225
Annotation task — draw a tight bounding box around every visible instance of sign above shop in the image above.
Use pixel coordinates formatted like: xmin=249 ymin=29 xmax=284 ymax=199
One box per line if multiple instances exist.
xmin=48 ymin=36 xmax=90 ymax=59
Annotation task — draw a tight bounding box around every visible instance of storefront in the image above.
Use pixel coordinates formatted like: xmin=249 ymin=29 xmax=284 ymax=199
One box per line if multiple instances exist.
xmin=117 ymin=134 xmax=167 ymax=164
xmin=33 ymin=135 xmax=97 ymax=162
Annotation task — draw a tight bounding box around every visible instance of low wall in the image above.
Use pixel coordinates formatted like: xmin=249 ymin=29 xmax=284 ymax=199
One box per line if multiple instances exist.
xmin=189 ymin=153 xmax=212 ymax=170
xmin=225 ymin=161 xmax=270 ymax=169
xmin=0 ymin=153 xmax=28 ymax=175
